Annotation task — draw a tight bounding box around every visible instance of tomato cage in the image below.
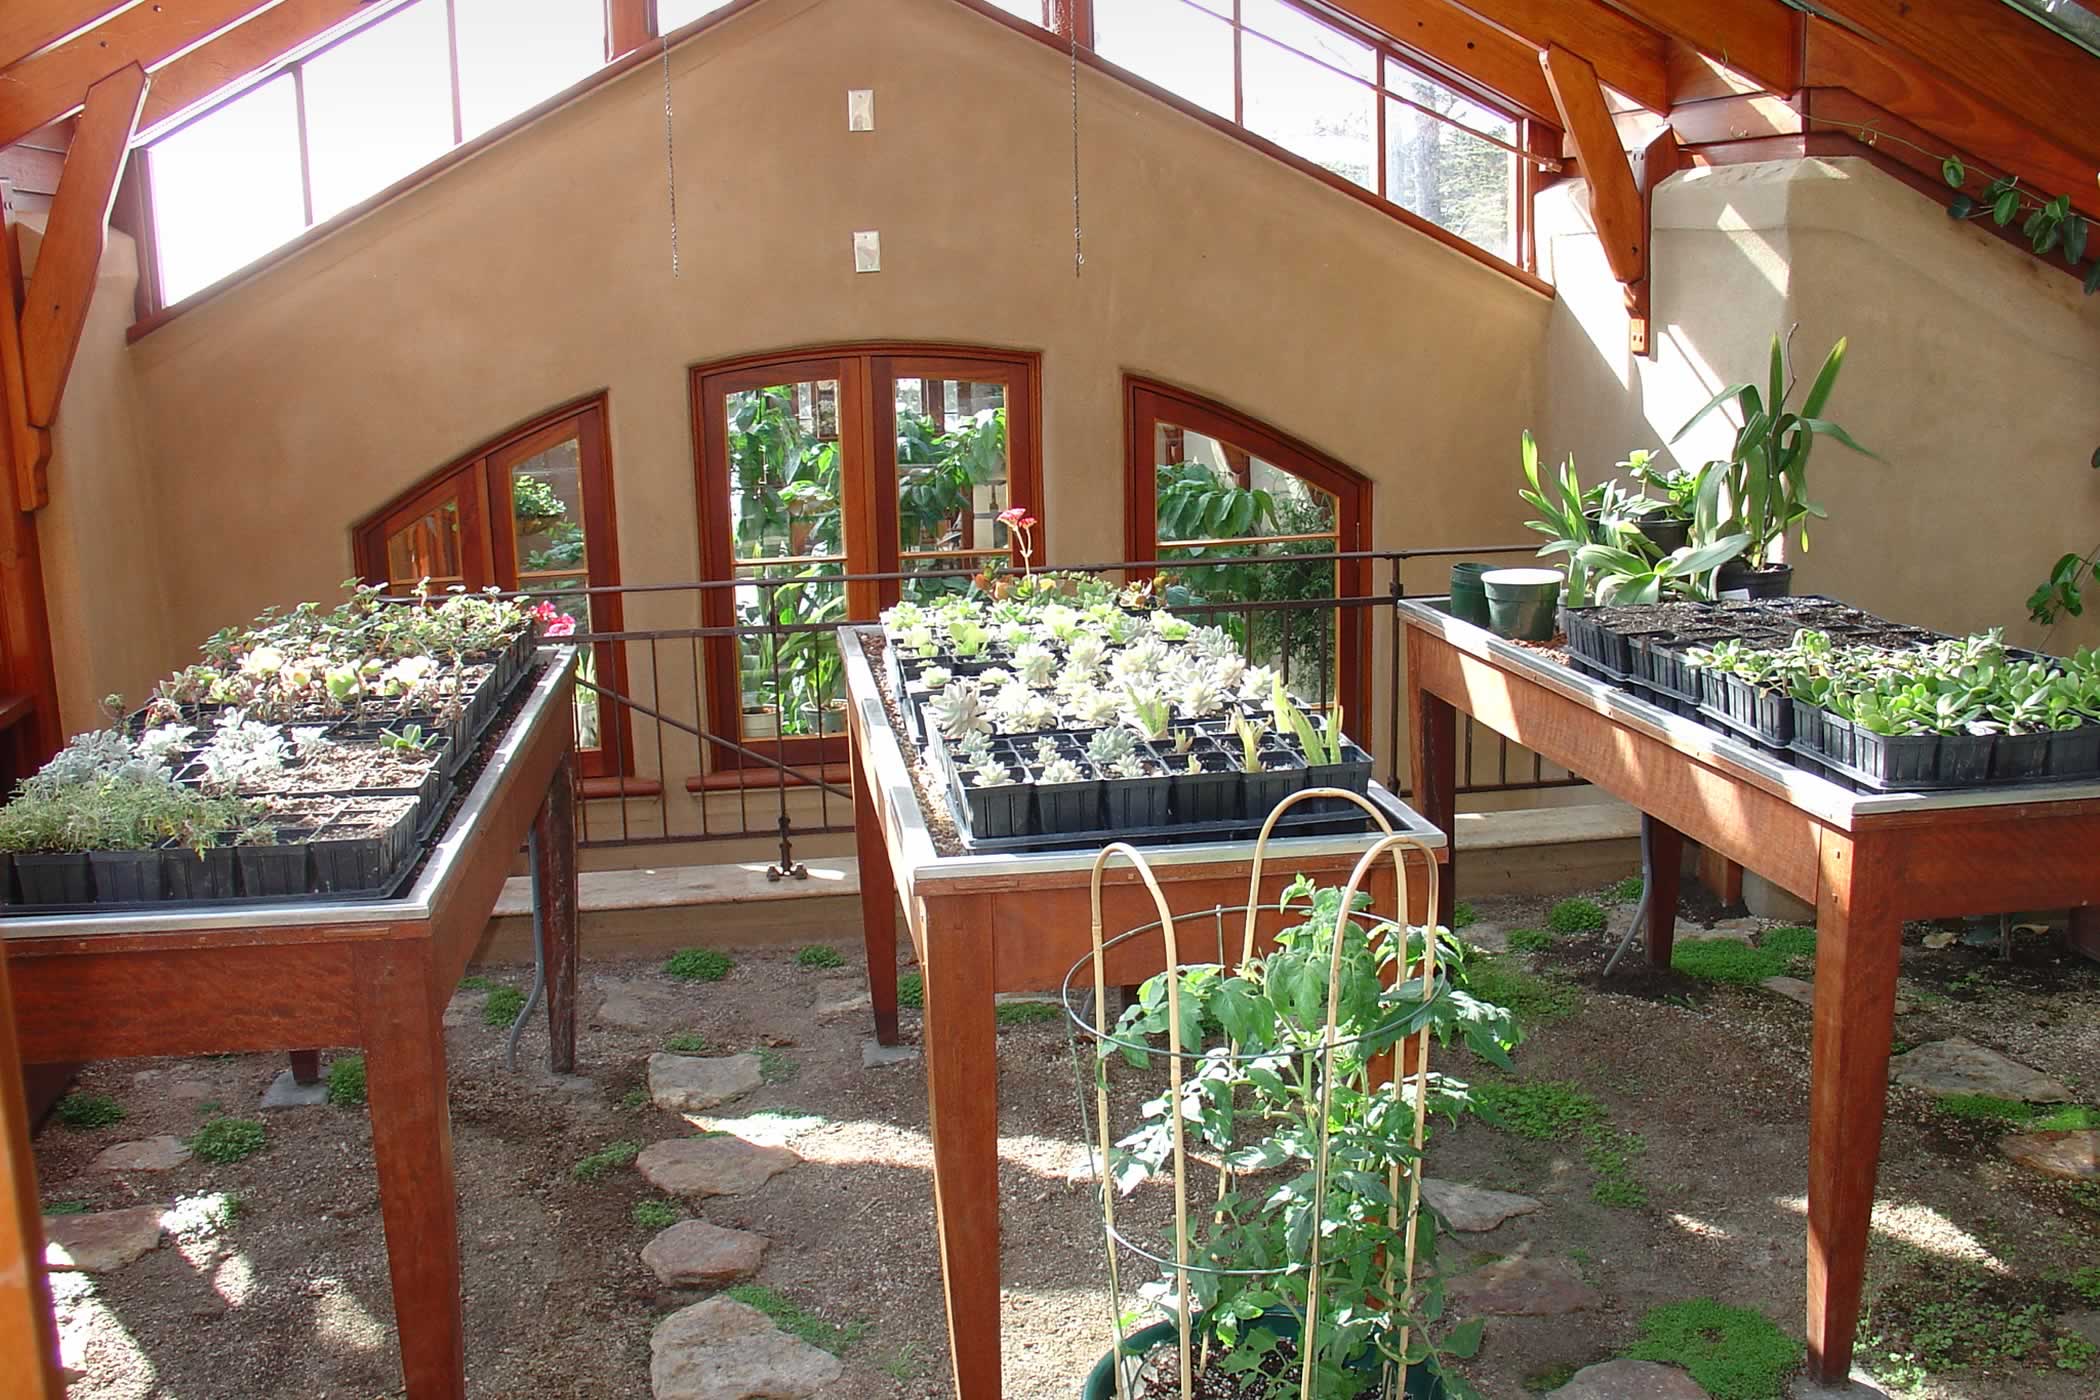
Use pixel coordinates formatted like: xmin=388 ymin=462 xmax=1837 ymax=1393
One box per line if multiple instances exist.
xmin=1059 ymin=788 xmax=1475 ymax=1400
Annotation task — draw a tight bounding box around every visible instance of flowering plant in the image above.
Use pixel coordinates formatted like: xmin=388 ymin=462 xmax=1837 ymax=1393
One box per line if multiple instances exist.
xmin=531 ymin=599 xmax=577 ymax=638
xmin=997 ymin=505 xmax=1038 ymax=579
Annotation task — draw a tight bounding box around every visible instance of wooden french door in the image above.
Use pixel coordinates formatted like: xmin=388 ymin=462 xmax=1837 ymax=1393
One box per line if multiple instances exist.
xmin=694 ymin=345 xmax=1040 ymax=770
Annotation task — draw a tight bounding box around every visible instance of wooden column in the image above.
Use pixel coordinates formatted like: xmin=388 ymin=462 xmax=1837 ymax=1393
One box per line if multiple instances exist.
xmin=534 ymin=751 xmax=580 ymax=1074
xmin=1804 ymin=830 xmax=1902 ymax=1383
xmin=0 ymin=942 xmax=66 ymax=1400
xmin=1405 ymin=627 xmax=1458 ymax=931
xmin=1639 ymin=814 xmax=1684 ymax=967
xmin=922 ymin=892 xmax=1001 ymax=1399
xmin=850 ymin=716 xmax=901 ymax=1045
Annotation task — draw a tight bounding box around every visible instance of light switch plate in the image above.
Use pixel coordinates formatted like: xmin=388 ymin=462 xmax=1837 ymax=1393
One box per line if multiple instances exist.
xmin=848 ymin=89 xmax=875 ymax=131
xmin=853 ymin=230 xmax=881 ymax=272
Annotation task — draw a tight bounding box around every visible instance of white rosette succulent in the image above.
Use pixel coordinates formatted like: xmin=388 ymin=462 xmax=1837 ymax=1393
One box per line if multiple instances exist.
xmin=1067 ymin=687 xmax=1122 ymax=728
xmin=919 ymin=666 xmax=954 ymax=691
xmin=1038 ymin=756 xmax=1086 ymax=785
xmin=1149 ymin=611 xmax=1193 ymax=642
xmin=1191 ymin=625 xmax=1238 ymax=660
xmin=1068 ymin=634 xmax=1107 ymax=671
xmin=1239 ymin=665 xmax=1281 ymax=705
xmin=1176 ymin=672 xmax=1227 ymax=718
xmin=930 ymin=680 xmax=990 ymax=739
xmin=1013 ymin=644 xmax=1057 ymax=689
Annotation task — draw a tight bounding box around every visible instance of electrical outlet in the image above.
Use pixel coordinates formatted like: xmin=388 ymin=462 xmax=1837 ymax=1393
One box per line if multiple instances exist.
xmin=853 ymin=231 xmax=881 ymax=273
xmin=848 ymin=89 xmax=875 ymax=131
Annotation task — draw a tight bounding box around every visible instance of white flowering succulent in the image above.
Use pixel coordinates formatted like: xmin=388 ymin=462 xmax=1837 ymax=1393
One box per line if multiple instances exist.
xmin=970 ymin=760 xmax=1018 ymax=787
xmin=1086 ymin=727 xmax=1139 ymax=771
xmin=1039 ymin=605 xmax=1084 ymax=644
xmin=902 ymin=625 xmax=940 ymax=657
xmin=930 ymin=681 xmax=990 ymax=739
xmin=1012 ymin=644 xmax=1057 ymax=689
xmin=1014 ymin=696 xmax=1059 ymax=732
xmin=979 ymin=667 xmax=1014 ymax=688
xmin=1109 ymin=639 xmax=1167 ymax=687
xmin=135 ymin=723 xmax=198 ymax=766
xmin=995 ymin=620 xmax=1032 ymax=651
xmin=1067 ymin=687 xmax=1122 ymax=728
xmin=196 ymin=710 xmax=291 ymax=792
xmin=379 ymin=655 xmax=436 ymax=697
xmin=1210 ymin=651 xmax=1248 ymax=691
xmin=240 ymin=645 xmax=286 ymax=678
xmin=1102 ymin=610 xmax=1144 ymax=645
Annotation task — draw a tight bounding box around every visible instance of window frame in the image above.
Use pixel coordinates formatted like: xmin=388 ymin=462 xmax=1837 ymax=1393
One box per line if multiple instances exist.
xmin=691 ymin=344 xmax=1042 ymax=771
xmin=1122 ymin=374 xmax=1372 ymax=731
xmin=351 ymin=394 xmax=632 ymax=778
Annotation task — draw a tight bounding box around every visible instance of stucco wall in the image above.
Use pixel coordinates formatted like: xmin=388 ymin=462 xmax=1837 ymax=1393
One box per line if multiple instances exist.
xmin=1537 ymin=157 xmax=2100 ymax=650
xmin=97 ymin=0 xmax=1551 ymax=779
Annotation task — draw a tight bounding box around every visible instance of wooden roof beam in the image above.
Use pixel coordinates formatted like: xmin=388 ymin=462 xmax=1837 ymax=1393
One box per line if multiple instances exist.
xmin=1542 ymin=43 xmax=1656 ymax=353
xmin=1438 ymin=0 xmax=1670 ymax=112
xmin=1599 ymin=0 xmax=1799 ymax=95
xmin=138 ymin=0 xmax=389 ymax=138
xmin=0 ymin=0 xmax=282 ymax=151
xmin=1810 ymin=0 xmax=2100 ymax=174
xmin=1324 ymin=0 xmax=1557 ymax=122
xmin=0 ymin=209 xmax=51 ymax=512
xmin=0 ymin=0 xmax=136 ymax=72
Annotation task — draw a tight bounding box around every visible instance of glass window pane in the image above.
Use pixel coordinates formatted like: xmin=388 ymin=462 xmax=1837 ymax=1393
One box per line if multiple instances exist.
xmin=897 ymin=380 xmax=1009 ymax=555
xmin=1385 ymin=96 xmax=1516 ymax=261
xmin=147 ymin=76 xmax=305 ymax=303
xmin=725 ymin=382 xmax=844 ymax=563
xmin=734 ymin=564 xmax=845 ymax=738
xmin=384 ymin=499 xmax=465 ymax=590
xmin=1242 ymin=0 xmax=1375 ymax=81
xmin=982 ymin=0 xmax=1045 ymax=22
xmin=454 ymin=0 xmax=603 ymax=139
xmin=303 ymin=0 xmax=455 ymax=222
xmin=1384 ymin=60 xmax=1516 ymax=145
xmin=509 ymin=435 xmax=588 ymax=577
xmin=1096 ymin=0 xmax=1234 ymax=119
xmin=1243 ymin=32 xmax=1375 ymax=190
xmin=657 ymin=0 xmax=737 ymax=29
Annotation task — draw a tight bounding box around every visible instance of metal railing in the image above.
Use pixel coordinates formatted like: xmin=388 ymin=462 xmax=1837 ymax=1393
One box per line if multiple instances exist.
xmin=541 ymin=547 xmax=1580 ymax=866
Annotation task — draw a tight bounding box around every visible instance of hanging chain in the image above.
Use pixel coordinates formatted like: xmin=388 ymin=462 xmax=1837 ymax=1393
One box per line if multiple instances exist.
xmin=1066 ymin=0 xmax=1084 ymax=277
xmin=661 ymin=34 xmax=681 ymax=278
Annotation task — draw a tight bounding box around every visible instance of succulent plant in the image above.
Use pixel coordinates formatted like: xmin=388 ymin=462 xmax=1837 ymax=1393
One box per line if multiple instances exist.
xmin=1038 ymin=757 xmax=1086 ymax=785
xmin=1068 ymin=687 xmax=1122 ymax=727
xmin=1192 ymin=625 xmax=1238 ymax=660
xmin=1068 ymin=635 xmax=1107 ymax=671
xmin=1150 ymin=611 xmax=1193 ymax=642
xmin=1013 ymin=644 xmax=1057 ymax=689
xmin=919 ymin=666 xmax=954 ymax=691
xmin=1176 ymin=673 xmax=1226 ymax=718
xmin=930 ymin=681 xmax=989 ymax=739
xmin=970 ymin=760 xmax=1017 ymax=787
xmin=1086 ymin=727 xmax=1137 ymax=769
xmin=1239 ymin=665 xmax=1280 ymax=704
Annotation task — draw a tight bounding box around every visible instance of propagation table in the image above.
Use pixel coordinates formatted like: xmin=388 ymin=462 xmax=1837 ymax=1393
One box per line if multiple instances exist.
xmin=1397 ymin=597 xmax=2100 ymax=1385
xmin=840 ymin=624 xmax=1448 ymax=1399
xmin=3 ymin=649 xmax=582 ymax=1400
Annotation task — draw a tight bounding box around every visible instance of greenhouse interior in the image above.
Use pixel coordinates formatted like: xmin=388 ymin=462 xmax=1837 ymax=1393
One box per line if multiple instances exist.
xmin=3 ymin=1 xmax=2100 ymax=1398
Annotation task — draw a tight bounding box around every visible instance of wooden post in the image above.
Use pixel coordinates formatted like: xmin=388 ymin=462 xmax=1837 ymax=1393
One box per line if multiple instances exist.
xmin=535 ymin=751 xmax=580 ymax=1074
xmin=288 ymin=1049 xmax=321 ymax=1085
xmin=1640 ymin=815 xmax=1683 ymax=968
xmin=1696 ymin=845 xmax=1745 ymax=906
xmin=1405 ymin=627 xmax=1458 ymax=931
xmin=1805 ymin=831 xmax=1902 ymax=1384
xmin=850 ymin=715 xmax=901 ymax=1045
xmin=922 ymin=892 xmax=1001 ymax=1399
xmin=0 ymin=936 xmax=65 ymax=1399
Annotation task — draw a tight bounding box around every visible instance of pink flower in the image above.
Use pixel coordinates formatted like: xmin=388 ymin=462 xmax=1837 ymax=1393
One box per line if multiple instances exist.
xmin=531 ymin=599 xmax=578 ymax=636
xmin=996 ymin=506 xmax=1038 ymax=531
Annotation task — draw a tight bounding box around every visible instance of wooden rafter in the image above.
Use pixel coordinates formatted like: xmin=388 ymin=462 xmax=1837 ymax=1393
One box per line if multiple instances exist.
xmin=1439 ymin=0 xmax=1670 ymax=112
xmin=1810 ymin=0 xmax=2100 ymax=175
xmin=0 ymin=0 xmax=131 ymax=73
xmin=0 ymin=208 xmax=49 ymax=512
xmin=138 ymin=0 xmax=391 ymax=138
xmin=0 ymin=0 xmax=280 ymax=151
xmin=1540 ymin=44 xmax=1643 ymax=284
xmin=604 ymin=0 xmax=650 ymax=62
xmin=19 ymin=62 xmax=146 ymax=430
xmin=1327 ymin=0 xmax=1557 ymax=122
xmin=1599 ymin=0 xmax=1799 ymax=96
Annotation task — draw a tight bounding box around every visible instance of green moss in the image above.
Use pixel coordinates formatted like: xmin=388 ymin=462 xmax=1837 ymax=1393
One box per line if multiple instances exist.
xmin=1584 ymin=1129 xmax=1648 ymax=1208
xmin=631 ymin=1199 xmax=682 ymax=1229
xmin=483 ymin=986 xmax=526 ymax=1027
xmin=1506 ymin=928 xmax=1554 ymax=953
xmin=1624 ymin=1298 xmax=1804 ymax=1400
xmin=43 ymin=1200 xmax=88 ymax=1215
xmin=54 ymin=1092 xmax=125 ymax=1129
xmin=1761 ymin=926 xmax=1818 ymax=962
xmin=898 ymin=972 xmax=924 ymax=1009
xmin=1464 ymin=958 xmax=1580 ymax=1021
xmin=995 ymin=1001 xmax=1061 ymax=1027
xmin=665 ymin=948 xmax=732 ymax=982
xmin=188 ymin=1117 xmax=267 ymax=1164
xmin=724 ymin=1284 xmax=867 ymax=1355
xmin=1607 ymin=875 xmax=1647 ymax=904
xmin=756 ymin=1048 xmax=798 ymax=1084
xmin=2032 ymin=1105 xmax=2100 ymax=1132
xmin=1474 ymin=1080 xmax=1605 ymax=1141
xmin=619 ymin=1087 xmax=649 ymax=1111
xmin=795 ymin=945 xmax=844 ymax=969
xmin=1936 ymin=1093 xmax=2034 ymax=1128
xmin=662 ymin=1032 xmax=711 ymax=1054
xmin=1452 ymin=901 xmax=1478 ymax=930
xmin=458 ymin=974 xmax=497 ymax=992
xmin=1547 ymin=898 xmax=1608 ymax=934
xmin=1671 ymin=939 xmax=1787 ymax=986
xmin=571 ymin=1139 xmax=642 ymax=1182
xmin=2068 ymin=1266 xmax=2100 ymax=1304
xmin=325 ymin=1056 xmax=366 ymax=1107
xmin=1522 ymin=1363 xmax=1580 ymax=1393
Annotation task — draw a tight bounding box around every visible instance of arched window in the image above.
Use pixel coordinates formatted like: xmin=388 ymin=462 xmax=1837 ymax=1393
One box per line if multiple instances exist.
xmin=693 ymin=345 xmax=1041 ymax=767
xmin=352 ymin=395 xmax=629 ymax=776
xmin=1124 ymin=377 xmax=1371 ymax=725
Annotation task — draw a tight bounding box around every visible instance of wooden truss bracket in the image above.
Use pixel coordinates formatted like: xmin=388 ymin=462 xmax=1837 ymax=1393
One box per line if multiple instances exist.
xmin=0 ymin=198 xmax=49 ymax=515
xmin=1626 ymin=125 xmax=1683 ymax=359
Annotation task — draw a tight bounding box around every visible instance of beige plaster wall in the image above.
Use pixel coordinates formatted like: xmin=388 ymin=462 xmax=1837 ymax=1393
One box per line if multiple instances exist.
xmin=22 ymin=220 xmax=173 ymax=736
xmin=105 ymin=0 xmax=1552 ymax=783
xmin=1537 ymin=157 xmax=2100 ymax=650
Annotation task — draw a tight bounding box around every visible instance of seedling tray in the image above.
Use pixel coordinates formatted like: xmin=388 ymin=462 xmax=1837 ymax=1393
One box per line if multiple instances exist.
xmin=952 ymin=800 xmax=1372 ymax=855
xmin=2 ymin=839 xmax=422 ymax=914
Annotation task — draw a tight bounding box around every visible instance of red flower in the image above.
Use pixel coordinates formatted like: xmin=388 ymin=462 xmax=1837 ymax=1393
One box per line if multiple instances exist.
xmin=531 ymin=599 xmax=578 ymax=636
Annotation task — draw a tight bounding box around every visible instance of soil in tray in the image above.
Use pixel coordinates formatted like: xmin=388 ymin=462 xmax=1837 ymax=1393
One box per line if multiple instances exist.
xmin=228 ymin=742 xmax=440 ymax=796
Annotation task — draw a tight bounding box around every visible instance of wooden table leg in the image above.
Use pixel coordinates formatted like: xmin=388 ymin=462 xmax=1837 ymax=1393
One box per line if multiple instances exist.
xmin=288 ymin=1050 xmax=321 ymax=1085
xmin=1406 ymin=629 xmax=1458 ymax=931
xmin=356 ymin=944 xmax=465 ymax=1400
xmin=1 ymin=941 xmax=66 ymax=1400
xmin=851 ymin=723 xmax=901 ymax=1046
xmin=922 ymin=893 xmax=1000 ymax=1399
xmin=1641 ymin=815 xmax=1684 ymax=969
xmin=1805 ymin=833 xmax=1901 ymax=1385
xmin=534 ymin=751 xmax=580 ymax=1075
xmin=2067 ymin=905 xmax=2100 ymax=964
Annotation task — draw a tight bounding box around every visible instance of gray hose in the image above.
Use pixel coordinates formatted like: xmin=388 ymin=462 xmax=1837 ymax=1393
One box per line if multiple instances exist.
xmin=505 ymin=827 xmax=548 ymax=1072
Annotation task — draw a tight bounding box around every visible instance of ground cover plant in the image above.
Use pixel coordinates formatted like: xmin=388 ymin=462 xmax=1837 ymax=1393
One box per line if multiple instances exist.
xmin=1625 ymin=1298 xmax=1804 ymax=1400
xmin=665 ymin=948 xmax=732 ymax=982
xmin=55 ymin=1093 xmax=125 ymax=1129
xmin=1473 ymin=1079 xmax=1646 ymax=1207
xmin=726 ymin=1284 xmax=867 ymax=1356
xmin=325 ymin=1056 xmax=366 ymax=1107
xmin=189 ymin=1117 xmax=267 ymax=1164
xmin=481 ymin=986 xmax=525 ymax=1027
xmin=571 ymin=1140 xmax=642 ymax=1182
xmin=1546 ymin=898 xmax=1607 ymax=934
xmin=794 ymin=944 xmax=844 ymax=969
xmin=1672 ymin=926 xmax=1816 ymax=985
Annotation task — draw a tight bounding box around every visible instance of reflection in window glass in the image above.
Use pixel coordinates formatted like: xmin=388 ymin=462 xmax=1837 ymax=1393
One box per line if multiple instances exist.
xmin=656 ymin=0 xmax=738 ymax=30
xmin=455 ymin=0 xmax=601 ymax=138
xmin=1096 ymin=0 xmax=1235 ymax=119
xmin=510 ymin=439 xmax=588 ymax=578
xmin=1241 ymin=0 xmax=1375 ymax=80
xmin=981 ymin=0 xmax=1045 ymax=22
xmin=148 ymin=76 xmax=306 ymax=303
xmin=1385 ymin=96 xmax=1516 ymax=261
xmin=302 ymin=0 xmax=455 ymax=221
xmin=1242 ymin=32 xmax=1375 ymax=191
xmin=384 ymin=500 xmax=465 ymax=591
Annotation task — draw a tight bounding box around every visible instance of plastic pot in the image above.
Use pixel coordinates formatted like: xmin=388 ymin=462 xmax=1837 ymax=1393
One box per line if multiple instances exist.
xmin=1169 ymin=753 xmax=1240 ymax=825
xmin=1717 ymin=561 xmax=1794 ymax=599
xmin=1481 ymin=569 xmax=1563 ymax=641
xmin=15 ymin=852 xmax=91 ymax=905
xmin=1990 ymin=731 xmax=2050 ymax=784
xmin=1031 ymin=769 xmax=1104 ymax=835
xmin=237 ymin=843 xmax=311 ymax=897
xmin=1636 ymin=516 xmax=1692 ymax=554
xmin=89 ymin=850 xmax=164 ymax=904
xmin=1241 ymin=758 xmax=1308 ymax=822
xmin=2048 ymin=725 xmax=2100 ymax=779
xmin=1936 ymin=732 xmax=1994 ymax=788
xmin=1081 ymin=1312 xmax=1444 ymax=1400
xmin=163 ymin=846 xmax=240 ymax=901
xmin=1102 ymin=774 xmax=1171 ymax=829
xmin=1447 ymin=563 xmax=1491 ymax=629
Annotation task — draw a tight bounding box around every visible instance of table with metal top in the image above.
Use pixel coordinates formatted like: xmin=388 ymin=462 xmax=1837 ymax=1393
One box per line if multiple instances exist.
xmin=3 ymin=649 xmax=582 ymax=1400
xmin=840 ymin=624 xmax=1448 ymax=1399
xmin=1398 ymin=598 xmax=2100 ymax=1385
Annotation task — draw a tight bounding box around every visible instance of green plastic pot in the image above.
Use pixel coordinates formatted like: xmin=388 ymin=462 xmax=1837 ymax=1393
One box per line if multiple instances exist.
xmin=1081 ymin=1312 xmax=1446 ymax=1400
xmin=1447 ymin=563 xmax=1491 ymax=629
xmin=1481 ymin=568 xmax=1563 ymax=642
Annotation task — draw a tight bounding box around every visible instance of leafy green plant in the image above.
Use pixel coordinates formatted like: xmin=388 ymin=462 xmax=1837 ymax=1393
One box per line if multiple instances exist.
xmin=571 ymin=1139 xmax=642 ymax=1182
xmin=1506 ymin=928 xmax=1554 ymax=953
xmin=1464 ymin=959 xmax=1581 ymax=1021
xmin=1625 ymin=1298 xmax=1804 ymax=1400
xmin=482 ymin=986 xmax=526 ymax=1027
xmin=662 ymin=1032 xmax=710 ymax=1053
xmin=44 ymin=1200 xmax=89 ymax=1215
xmin=1672 ymin=940 xmax=1792 ymax=986
xmin=1547 ymin=898 xmax=1607 ymax=934
xmin=665 ymin=948 xmax=732 ymax=983
xmin=189 ymin=1117 xmax=267 ymax=1164
xmin=1517 ymin=430 xmax=1600 ymax=607
xmin=794 ymin=945 xmax=844 ymax=969
xmin=632 ymin=1199 xmax=681 ymax=1229
xmin=326 ymin=1056 xmax=366 ymax=1107
xmin=994 ymin=1000 xmax=1060 ymax=1027
xmin=1272 ymin=675 xmax=1343 ymax=766
xmin=1607 ymin=875 xmax=1646 ymax=904
xmin=1452 ymin=901 xmax=1477 ymax=930
xmin=898 ymin=972 xmax=924 ymax=1008
xmin=55 ymin=1092 xmax=125 ymax=1129
xmin=1473 ymin=1080 xmax=1605 ymax=1141
xmin=1577 ymin=531 xmax=1750 ymax=605
xmin=1673 ymin=328 xmax=1874 ymax=572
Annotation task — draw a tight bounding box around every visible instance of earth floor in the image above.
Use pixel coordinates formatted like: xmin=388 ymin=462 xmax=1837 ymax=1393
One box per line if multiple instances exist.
xmin=28 ymin=877 xmax=2100 ymax=1400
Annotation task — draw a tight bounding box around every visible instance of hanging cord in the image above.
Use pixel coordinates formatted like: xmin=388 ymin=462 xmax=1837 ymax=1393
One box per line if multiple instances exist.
xmin=662 ymin=33 xmax=681 ymax=278
xmin=1066 ymin=1 xmax=1084 ymax=277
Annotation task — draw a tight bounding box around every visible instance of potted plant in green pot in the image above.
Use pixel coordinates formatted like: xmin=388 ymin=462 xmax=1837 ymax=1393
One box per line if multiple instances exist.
xmin=1067 ymin=837 xmax=1520 ymax=1400
xmin=1672 ymin=329 xmax=1875 ymax=599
